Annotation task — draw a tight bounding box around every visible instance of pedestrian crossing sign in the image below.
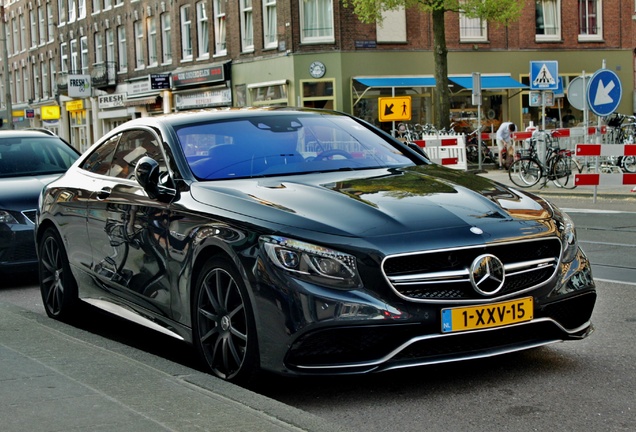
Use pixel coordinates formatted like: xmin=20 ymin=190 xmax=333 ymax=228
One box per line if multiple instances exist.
xmin=530 ymin=61 xmax=559 ymax=90
xmin=378 ymin=96 xmax=412 ymax=122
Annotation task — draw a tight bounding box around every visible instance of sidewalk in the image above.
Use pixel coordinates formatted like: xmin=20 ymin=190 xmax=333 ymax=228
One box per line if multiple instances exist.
xmin=475 ymin=166 xmax=636 ymax=199
xmin=0 ymin=302 xmax=343 ymax=432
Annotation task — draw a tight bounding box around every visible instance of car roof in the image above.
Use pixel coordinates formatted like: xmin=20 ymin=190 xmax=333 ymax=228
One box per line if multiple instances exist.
xmin=118 ymin=107 xmax=348 ymax=130
xmin=0 ymin=129 xmax=62 ymax=139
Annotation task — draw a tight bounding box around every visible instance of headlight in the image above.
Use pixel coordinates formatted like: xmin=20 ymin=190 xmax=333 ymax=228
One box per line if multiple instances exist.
xmin=0 ymin=210 xmax=19 ymax=224
xmin=261 ymin=235 xmax=362 ymax=289
xmin=556 ymin=209 xmax=578 ymax=263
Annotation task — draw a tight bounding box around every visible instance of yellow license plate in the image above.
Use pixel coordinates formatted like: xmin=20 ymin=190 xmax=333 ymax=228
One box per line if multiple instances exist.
xmin=441 ymin=297 xmax=533 ymax=333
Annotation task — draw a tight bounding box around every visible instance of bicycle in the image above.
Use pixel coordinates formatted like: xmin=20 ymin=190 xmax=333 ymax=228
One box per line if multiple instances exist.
xmin=605 ymin=113 xmax=636 ymax=173
xmin=465 ymin=127 xmax=494 ymax=164
xmin=508 ymin=130 xmax=582 ymax=189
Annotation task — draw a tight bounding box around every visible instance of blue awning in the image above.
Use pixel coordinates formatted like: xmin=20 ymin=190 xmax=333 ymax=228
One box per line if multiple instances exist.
xmin=448 ymin=74 xmax=528 ymax=90
xmin=354 ymin=76 xmax=436 ymax=88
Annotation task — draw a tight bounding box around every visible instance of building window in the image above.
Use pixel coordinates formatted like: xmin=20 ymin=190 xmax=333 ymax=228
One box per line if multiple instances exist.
xmin=47 ymin=4 xmax=55 ymax=42
xmin=92 ymin=0 xmax=100 ymax=13
xmin=161 ymin=12 xmax=172 ymax=64
xmin=196 ymin=2 xmax=209 ymax=59
xmin=578 ymin=0 xmax=602 ymax=41
xmin=58 ymin=0 xmax=67 ymax=25
xmin=50 ymin=60 xmax=56 ymax=97
xmin=134 ymin=20 xmax=145 ymax=69
xmin=117 ymin=26 xmax=127 ymax=72
xmin=94 ymin=32 xmax=103 ymax=64
xmin=42 ymin=62 xmax=49 ymax=99
xmin=23 ymin=67 xmax=29 ymax=103
xmin=300 ymin=0 xmax=334 ymax=43
xmin=30 ymin=10 xmax=38 ymax=49
xmin=20 ymin=15 xmax=27 ymax=52
xmin=240 ymin=0 xmax=254 ymax=52
xmin=263 ymin=0 xmax=277 ymax=49
xmin=68 ymin=0 xmax=77 ymax=23
xmin=78 ymin=0 xmax=86 ymax=20
xmin=213 ymin=0 xmax=226 ymax=55
xmin=81 ymin=36 xmax=89 ymax=74
xmin=535 ymin=0 xmax=561 ymax=41
xmin=300 ymin=79 xmax=335 ymax=109
xmin=12 ymin=18 xmax=18 ymax=53
xmin=106 ymin=28 xmax=115 ymax=66
xmin=148 ymin=16 xmax=158 ymax=66
xmin=180 ymin=5 xmax=193 ymax=60
xmin=33 ymin=63 xmax=41 ymax=100
xmin=459 ymin=10 xmax=487 ymax=42
xmin=38 ymin=6 xmax=47 ymax=45
xmin=16 ymin=70 xmax=22 ymax=103
xmin=104 ymin=0 xmax=112 ymax=10
xmin=70 ymin=39 xmax=79 ymax=72
xmin=60 ymin=42 xmax=68 ymax=73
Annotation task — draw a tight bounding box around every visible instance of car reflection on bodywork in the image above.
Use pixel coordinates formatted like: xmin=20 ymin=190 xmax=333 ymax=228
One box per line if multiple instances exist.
xmin=36 ymin=107 xmax=596 ymax=383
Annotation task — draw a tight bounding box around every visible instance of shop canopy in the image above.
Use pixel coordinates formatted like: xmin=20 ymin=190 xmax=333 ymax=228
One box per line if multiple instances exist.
xmin=353 ymin=74 xmax=526 ymax=90
xmin=354 ymin=76 xmax=436 ymax=88
xmin=447 ymin=74 xmax=528 ymax=90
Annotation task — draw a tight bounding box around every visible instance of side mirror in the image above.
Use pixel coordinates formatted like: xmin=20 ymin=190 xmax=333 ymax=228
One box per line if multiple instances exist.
xmin=135 ymin=156 xmax=176 ymax=202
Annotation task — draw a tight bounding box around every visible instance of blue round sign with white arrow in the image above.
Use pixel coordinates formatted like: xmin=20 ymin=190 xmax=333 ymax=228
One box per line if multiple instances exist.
xmin=587 ymin=69 xmax=622 ymax=117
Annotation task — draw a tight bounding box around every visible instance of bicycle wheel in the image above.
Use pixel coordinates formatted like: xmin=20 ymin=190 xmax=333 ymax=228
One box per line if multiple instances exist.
xmin=621 ymin=156 xmax=636 ymax=173
xmin=549 ymin=155 xmax=571 ymax=188
xmin=508 ymin=159 xmax=542 ymax=187
xmin=553 ymin=155 xmax=581 ymax=189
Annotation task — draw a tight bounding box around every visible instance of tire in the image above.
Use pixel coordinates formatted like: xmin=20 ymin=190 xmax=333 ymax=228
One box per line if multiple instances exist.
xmin=621 ymin=156 xmax=636 ymax=173
xmin=192 ymin=257 xmax=259 ymax=383
xmin=508 ymin=159 xmax=542 ymax=187
xmin=557 ymin=156 xmax=583 ymax=189
xmin=550 ymin=155 xmax=572 ymax=188
xmin=39 ymin=228 xmax=79 ymax=320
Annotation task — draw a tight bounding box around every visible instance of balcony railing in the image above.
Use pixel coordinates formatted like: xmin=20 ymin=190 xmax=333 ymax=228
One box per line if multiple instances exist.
xmin=91 ymin=62 xmax=118 ymax=88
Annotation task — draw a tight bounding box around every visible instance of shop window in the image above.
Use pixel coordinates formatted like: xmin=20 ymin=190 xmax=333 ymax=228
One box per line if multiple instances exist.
xmin=249 ymin=81 xmax=288 ymax=106
xmin=300 ymin=79 xmax=335 ymax=109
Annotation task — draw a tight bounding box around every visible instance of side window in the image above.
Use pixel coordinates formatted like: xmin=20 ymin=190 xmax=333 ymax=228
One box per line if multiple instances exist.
xmin=81 ymin=134 xmax=120 ymax=175
xmin=109 ymin=130 xmax=166 ymax=179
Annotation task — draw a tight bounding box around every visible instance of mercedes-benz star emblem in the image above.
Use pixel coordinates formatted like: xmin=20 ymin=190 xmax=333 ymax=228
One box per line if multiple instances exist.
xmin=470 ymin=254 xmax=505 ymax=296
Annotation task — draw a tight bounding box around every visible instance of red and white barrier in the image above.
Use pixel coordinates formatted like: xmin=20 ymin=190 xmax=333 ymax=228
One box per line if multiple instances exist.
xmin=414 ymin=136 xmax=467 ymax=171
xmin=574 ymin=143 xmax=636 ymax=186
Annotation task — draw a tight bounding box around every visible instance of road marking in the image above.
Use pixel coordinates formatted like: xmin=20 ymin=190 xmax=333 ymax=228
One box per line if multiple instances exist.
xmin=562 ymin=208 xmax=636 ymax=214
xmin=579 ymin=240 xmax=636 ymax=247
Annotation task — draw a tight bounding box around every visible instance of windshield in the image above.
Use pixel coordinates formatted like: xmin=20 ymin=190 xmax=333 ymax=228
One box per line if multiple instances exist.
xmin=176 ymin=113 xmax=416 ymax=180
xmin=0 ymin=137 xmax=79 ymax=178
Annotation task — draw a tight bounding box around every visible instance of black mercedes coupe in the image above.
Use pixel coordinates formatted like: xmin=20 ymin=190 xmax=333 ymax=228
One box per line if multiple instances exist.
xmin=36 ymin=108 xmax=596 ymax=382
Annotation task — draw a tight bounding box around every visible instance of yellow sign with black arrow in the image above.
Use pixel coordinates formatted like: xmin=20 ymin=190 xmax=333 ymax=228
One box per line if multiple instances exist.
xmin=378 ymin=96 xmax=412 ymax=122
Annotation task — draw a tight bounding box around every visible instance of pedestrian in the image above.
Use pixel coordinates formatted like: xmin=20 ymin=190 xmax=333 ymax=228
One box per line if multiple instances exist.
xmin=496 ymin=121 xmax=516 ymax=169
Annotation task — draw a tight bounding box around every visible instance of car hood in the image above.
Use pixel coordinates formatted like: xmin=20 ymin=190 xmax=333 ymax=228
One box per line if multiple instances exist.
xmin=0 ymin=174 xmax=61 ymax=211
xmin=189 ymin=165 xmax=554 ymax=238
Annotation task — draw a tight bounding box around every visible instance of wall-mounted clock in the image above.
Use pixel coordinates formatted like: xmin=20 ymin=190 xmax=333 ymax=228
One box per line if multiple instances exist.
xmin=309 ymin=61 xmax=326 ymax=78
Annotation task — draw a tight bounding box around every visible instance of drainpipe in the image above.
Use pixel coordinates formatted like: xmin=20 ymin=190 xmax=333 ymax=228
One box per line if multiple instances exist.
xmin=0 ymin=5 xmax=14 ymax=129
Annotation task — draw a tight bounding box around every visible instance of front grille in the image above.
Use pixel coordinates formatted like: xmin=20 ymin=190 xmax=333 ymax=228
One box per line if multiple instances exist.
xmin=383 ymin=238 xmax=561 ymax=302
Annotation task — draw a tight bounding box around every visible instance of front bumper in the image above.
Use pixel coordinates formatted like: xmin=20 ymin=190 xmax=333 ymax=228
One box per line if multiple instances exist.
xmin=253 ymin=248 xmax=596 ymax=376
